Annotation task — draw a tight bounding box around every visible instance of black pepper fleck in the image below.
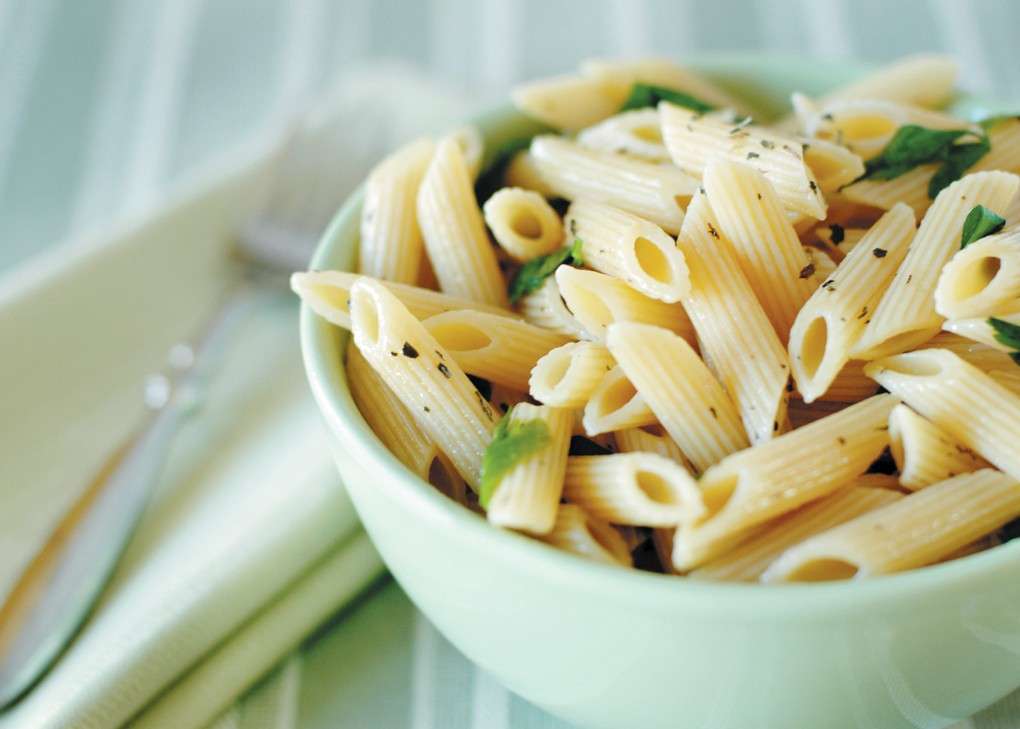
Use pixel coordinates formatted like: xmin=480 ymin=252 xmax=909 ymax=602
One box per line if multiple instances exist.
xmin=799 ymin=263 xmax=816 ymax=279
xmin=873 ymin=248 xmax=887 ymax=258
xmin=437 ymin=362 xmax=451 ymax=378
xmin=402 ymin=342 xmax=419 ymax=358
xmin=709 ymin=406 xmax=718 ymax=419
xmin=829 ymin=224 xmax=845 ymax=244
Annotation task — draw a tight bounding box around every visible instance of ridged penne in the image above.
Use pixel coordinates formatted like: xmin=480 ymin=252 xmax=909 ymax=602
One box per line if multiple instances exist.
xmin=486 ymin=404 xmax=572 ymax=534
xmin=942 ymin=312 xmax=1020 ymax=353
xmin=842 ymin=120 xmax=1020 ymax=218
xmin=349 ymin=279 xmax=497 ymax=488
xmin=607 ymin=322 xmax=748 ymax=473
xmin=291 ymin=271 xmax=513 ymax=330
xmin=359 ymin=137 xmax=435 ymax=283
xmin=504 ymin=151 xmax=557 ymax=197
xmin=922 ymin=331 xmax=1019 ymax=371
xmin=613 ymin=427 xmax=693 ymax=470
xmin=677 ymin=193 xmax=791 ymax=444
xmin=798 ymin=96 xmax=978 ymax=160
xmin=580 ymin=57 xmax=751 ymax=114
xmin=517 ymin=275 xmax=589 ymax=339
xmin=851 ymin=171 xmax=1020 ymax=359
xmin=417 ymin=136 xmax=508 ymax=306
xmin=577 ymin=108 xmax=670 ymax=162
xmin=346 ymin=342 xmax=438 ymax=479
xmin=661 ymin=103 xmax=827 ymax=220
xmin=529 ymin=341 xmax=614 ymax=407
xmin=483 ymin=187 xmax=565 ymax=262
xmin=511 ymin=73 xmax=621 ymax=131
xmin=888 ymin=403 xmax=989 ymax=490
xmin=763 ymin=469 xmax=1020 ymax=581
xmin=801 ymin=136 xmax=865 ymax=193
xmin=564 ymin=199 xmax=690 ymax=302
xmin=673 ymin=394 xmax=897 ymax=570
xmin=539 ymin=503 xmax=632 ymax=566
xmin=865 ymin=349 xmax=1020 ymax=481
xmin=563 ymin=453 xmax=704 ymax=527
xmin=529 ymin=135 xmax=697 ymax=233
xmin=789 ymin=203 xmax=916 ymax=402
xmin=702 ymin=161 xmax=818 ymax=340
xmin=812 ymin=54 xmax=957 ymax=110
xmin=581 ymin=365 xmax=657 ymax=436
xmin=450 ymin=125 xmax=484 ymax=179
xmin=934 ymin=230 xmax=1020 ymax=319
xmin=555 ymin=266 xmax=694 ymax=342
xmin=690 ymin=485 xmax=903 ymax=582
xmin=422 ymin=310 xmax=570 ymax=392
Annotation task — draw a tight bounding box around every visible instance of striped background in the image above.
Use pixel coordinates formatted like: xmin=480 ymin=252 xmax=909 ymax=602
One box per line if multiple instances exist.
xmin=2 ymin=1 xmax=1020 ymax=727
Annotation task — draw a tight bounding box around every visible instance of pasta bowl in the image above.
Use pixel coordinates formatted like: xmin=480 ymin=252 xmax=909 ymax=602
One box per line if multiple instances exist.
xmin=300 ymin=56 xmax=1020 ymax=729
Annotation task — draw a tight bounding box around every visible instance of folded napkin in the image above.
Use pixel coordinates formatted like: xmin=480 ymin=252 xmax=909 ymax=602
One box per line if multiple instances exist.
xmin=0 ymin=64 xmax=473 ymax=729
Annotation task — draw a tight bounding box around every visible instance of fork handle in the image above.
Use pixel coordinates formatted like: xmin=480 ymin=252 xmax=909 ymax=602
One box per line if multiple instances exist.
xmin=0 ymin=291 xmax=254 ymax=708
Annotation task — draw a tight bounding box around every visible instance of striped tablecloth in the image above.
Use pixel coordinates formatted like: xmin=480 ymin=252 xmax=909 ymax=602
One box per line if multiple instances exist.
xmin=2 ymin=1 xmax=1020 ymax=727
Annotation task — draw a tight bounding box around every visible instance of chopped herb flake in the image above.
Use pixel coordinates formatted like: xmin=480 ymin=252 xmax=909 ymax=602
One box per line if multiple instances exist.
xmin=873 ymin=248 xmax=887 ymax=258
xmin=437 ymin=362 xmax=451 ymax=378
xmin=850 ymin=124 xmax=990 ymax=199
xmin=508 ymin=237 xmax=584 ymax=303
xmin=799 ymin=263 xmax=816 ymax=279
xmin=829 ymin=224 xmax=845 ymax=244
xmin=620 ymin=83 xmax=714 ymax=114
xmin=479 ymin=407 xmax=551 ymax=507
xmin=402 ymin=342 xmax=419 ymax=358
xmin=960 ymin=204 xmax=1006 ymax=248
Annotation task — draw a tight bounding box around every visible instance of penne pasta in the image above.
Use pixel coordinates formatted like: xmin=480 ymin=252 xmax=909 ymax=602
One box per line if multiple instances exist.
xmin=346 ymin=342 xmax=439 ymax=480
xmin=529 ymin=340 xmax=614 ymax=407
xmin=504 ymin=150 xmax=557 ymax=197
xmin=563 ymin=453 xmax=704 ymax=527
xmin=581 ymin=365 xmax=657 ymax=436
xmin=511 ymin=73 xmax=620 ymax=132
xmin=483 ymin=187 xmax=565 ymax=262
xmin=763 ymin=469 xmax=1020 ymax=582
xmin=921 ymin=331 xmax=1019 ymax=371
xmin=517 ymin=274 xmax=589 ymax=339
xmin=292 ymin=271 xmax=513 ymax=330
xmin=359 ymin=137 xmax=435 ymax=283
xmin=813 ymin=54 xmax=957 ymax=110
xmin=934 ymin=229 xmax=1020 ymax=319
xmin=555 ymin=266 xmax=695 ymax=342
xmin=702 ymin=161 xmax=818 ymax=340
xmin=564 ymin=199 xmax=690 ymax=302
xmin=539 ymin=503 xmax=632 ymax=566
xmin=422 ymin=309 xmax=571 ymax=392
xmin=851 ymin=171 xmax=1020 ymax=359
xmin=607 ymin=322 xmax=748 ymax=473
xmin=417 ymin=136 xmax=508 ymax=306
xmin=349 ymin=279 xmax=497 ymax=488
xmin=942 ymin=312 xmax=1020 ymax=353
xmin=865 ymin=349 xmax=1020 ymax=481
xmin=677 ymin=193 xmax=791 ymax=444
xmin=673 ymin=394 xmax=897 ymax=570
xmin=580 ymin=57 xmax=752 ymax=114
xmin=529 ymin=135 xmax=697 ymax=233
xmin=486 ymin=404 xmax=572 ymax=534
xmin=789 ymin=203 xmax=916 ymax=401
xmin=661 ymin=103 xmax=827 ymax=220
xmin=801 ymin=136 xmax=865 ymax=193
xmin=888 ymin=403 xmax=989 ymax=490
xmin=577 ymin=108 xmax=670 ymax=162
xmin=450 ymin=125 xmax=484 ymax=179
xmin=690 ymin=485 xmax=903 ymax=582
xmin=613 ymin=426 xmax=693 ymax=471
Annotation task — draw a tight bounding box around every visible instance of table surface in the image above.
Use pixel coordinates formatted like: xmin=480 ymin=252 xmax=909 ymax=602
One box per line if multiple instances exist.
xmin=3 ymin=1 xmax=1020 ymax=727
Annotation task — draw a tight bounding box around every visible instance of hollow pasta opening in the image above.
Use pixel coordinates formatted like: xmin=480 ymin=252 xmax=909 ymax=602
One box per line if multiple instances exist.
xmin=836 ymin=115 xmax=897 ymax=142
xmin=633 ymin=236 xmax=673 ymax=284
xmin=510 ymin=209 xmax=543 ymax=239
xmin=951 ymin=256 xmax=1002 ymax=301
xmin=594 ymin=374 xmax=638 ymax=417
xmin=631 ymin=124 xmax=663 ymax=144
xmin=635 ymin=469 xmax=679 ymax=505
xmin=564 ymin=284 xmax=614 ymax=330
xmin=536 ymin=351 xmax=572 ymax=392
xmin=350 ymin=287 xmax=380 ymax=344
xmin=783 ymin=557 xmax=860 ymax=582
xmin=310 ymin=282 xmax=352 ymax=316
xmin=876 ymin=352 xmax=944 ymax=378
xmin=428 ymin=322 xmax=493 ymax=352
xmin=799 ymin=316 xmax=829 ymax=379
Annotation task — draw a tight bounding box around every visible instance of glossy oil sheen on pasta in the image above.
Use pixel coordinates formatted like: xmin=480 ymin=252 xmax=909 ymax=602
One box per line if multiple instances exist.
xmin=295 ymin=54 xmax=1020 ymax=584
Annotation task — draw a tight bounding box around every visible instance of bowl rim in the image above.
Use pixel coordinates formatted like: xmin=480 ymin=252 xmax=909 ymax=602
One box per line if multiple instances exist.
xmin=299 ymin=53 xmax=1020 ymax=615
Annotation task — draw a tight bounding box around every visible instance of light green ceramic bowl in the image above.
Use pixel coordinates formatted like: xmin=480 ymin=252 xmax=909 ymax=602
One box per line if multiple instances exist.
xmin=300 ymin=56 xmax=1020 ymax=729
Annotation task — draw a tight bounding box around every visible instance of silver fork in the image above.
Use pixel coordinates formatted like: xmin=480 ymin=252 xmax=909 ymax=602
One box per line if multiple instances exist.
xmin=0 ymin=106 xmax=383 ymax=708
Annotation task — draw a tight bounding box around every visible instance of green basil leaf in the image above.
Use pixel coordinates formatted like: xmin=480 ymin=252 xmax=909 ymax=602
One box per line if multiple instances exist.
xmin=960 ymin=205 xmax=1006 ymax=249
xmin=620 ymin=83 xmax=714 ymax=114
xmin=508 ymin=238 xmax=584 ymax=303
xmin=928 ymin=137 xmax=991 ymax=198
xmin=479 ymin=407 xmax=551 ymax=508
xmin=474 ymin=136 xmax=535 ymax=204
xmin=989 ymin=317 xmax=1020 ymax=353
